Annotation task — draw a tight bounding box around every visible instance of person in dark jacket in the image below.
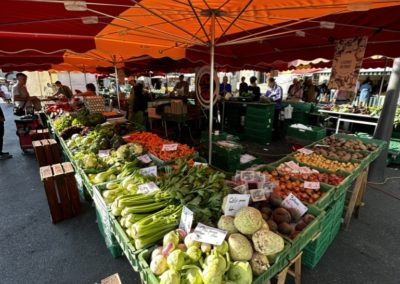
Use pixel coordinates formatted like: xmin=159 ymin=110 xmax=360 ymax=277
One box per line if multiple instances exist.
xmin=239 ymin=76 xmax=248 ymax=95
xmin=247 ymin=76 xmax=261 ymax=101
xmin=0 ymin=106 xmax=12 ymax=159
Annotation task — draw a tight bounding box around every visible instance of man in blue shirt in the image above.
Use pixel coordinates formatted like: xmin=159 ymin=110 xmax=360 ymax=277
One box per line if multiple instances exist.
xmin=219 ymin=76 xmax=232 ymax=95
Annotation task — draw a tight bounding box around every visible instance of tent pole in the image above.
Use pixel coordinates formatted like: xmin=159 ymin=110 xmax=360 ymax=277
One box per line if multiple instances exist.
xmin=68 ymin=71 xmax=72 ymax=90
xmin=378 ymin=57 xmax=388 ymax=96
xmin=37 ymin=72 xmax=43 ymax=97
xmin=83 ymin=65 xmax=87 ymax=85
xmin=208 ymin=13 xmax=215 ymax=164
xmin=369 ymin=58 xmax=400 ymax=182
xmin=114 ymin=60 xmax=121 ymax=110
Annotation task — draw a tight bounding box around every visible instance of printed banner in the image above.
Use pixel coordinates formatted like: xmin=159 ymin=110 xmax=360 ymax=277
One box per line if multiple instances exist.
xmin=328 ymin=36 xmax=368 ymax=92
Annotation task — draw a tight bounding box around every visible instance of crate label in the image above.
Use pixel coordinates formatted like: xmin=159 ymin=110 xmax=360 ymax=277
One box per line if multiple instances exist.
xmin=98 ymin=149 xmax=110 ymax=157
xmin=179 ymin=206 xmax=194 ymax=234
xmin=193 ymin=223 xmax=227 ymax=246
xmin=286 ymin=161 xmax=300 ymax=170
xmin=298 ymin=148 xmax=314 ymax=155
xmin=240 ymin=171 xmax=256 ymax=182
xmin=139 ymin=166 xmax=157 ymax=177
xmin=137 ymin=154 xmax=152 ymax=164
xmin=137 ymin=182 xmax=160 ymax=195
xmin=224 ymin=194 xmax=250 ymax=216
xmin=162 ymin=143 xmax=178 ymax=151
xmin=250 ymin=189 xmax=267 ymax=202
xmin=304 ymin=181 xmax=320 ymax=190
xmin=194 ymin=162 xmax=208 ymax=167
xmin=281 ymin=193 xmax=308 ymax=216
xmin=233 ymin=183 xmax=249 ymax=194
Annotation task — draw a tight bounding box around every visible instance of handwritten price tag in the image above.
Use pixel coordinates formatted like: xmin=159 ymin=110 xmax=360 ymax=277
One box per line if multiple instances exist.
xmin=240 ymin=171 xmax=256 ymax=182
xmin=224 ymin=194 xmax=250 ymax=216
xmin=258 ymin=182 xmax=275 ymax=193
xmin=286 ymin=161 xmax=300 ymax=171
xmin=250 ymin=189 xmax=267 ymax=202
xmin=179 ymin=206 xmax=194 ymax=234
xmin=162 ymin=143 xmax=178 ymax=151
xmin=304 ymin=181 xmax=320 ymax=190
xmin=298 ymin=148 xmax=314 ymax=155
xmin=139 ymin=166 xmax=157 ymax=177
xmin=281 ymin=193 xmax=308 ymax=216
xmin=233 ymin=184 xmax=249 ymax=194
xmin=138 ymin=154 xmax=152 ymax=164
xmin=98 ymin=149 xmax=110 ymax=157
xmin=137 ymin=182 xmax=160 ymax=195
xmin=193 ymin=223 xmax=227 ymax=245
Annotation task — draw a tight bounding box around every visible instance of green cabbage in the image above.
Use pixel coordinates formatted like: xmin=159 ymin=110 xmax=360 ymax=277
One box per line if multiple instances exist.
xmin=228 ymin=261 xmax=252 ymax=284
xmin=167 ymin=250 xmax=186 ymax=271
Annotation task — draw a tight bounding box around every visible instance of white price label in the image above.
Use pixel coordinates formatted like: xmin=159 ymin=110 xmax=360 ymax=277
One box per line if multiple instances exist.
xmin=193 ymin=223 xmax=227 ymax=246
xmin=250 ymin=189 xmax=267 ymax=202
xmin=298 ymin=148 xmax=314 ymax=155
xmin=138 ymin=154 xmax=152 ymax=164
xmin=286 ymin=161 xmax=300 ymax=171
xmin=137 ymin=182 xmax=160 ymax=195
xmin=224 ymin=194 xmax=250 ymax=216
xmin=98 ymin=149 xmax=110 ymax=157
xmin=194 ymin=162 xmax=208 ymax=167
xmin=139 ymin=166 xmax=157 ymax=177
xmin=304 ymin=181 xmax=320 ymax=190
xmin=233 ymin=184 xmax=249 ymax=194
xmin=179 ymin=206 xmax=194 ymax=234
xmin=240 ymin=171 xmax=256 ymax=182
xmin=258 ymin=182 xmax=275 ymax=193
xmin=281 ymin=193 xmax=308 ymax=216
xmin=162 ymin=143 xmax=178 ymax=151
xmin=255 ymin=172 xmax=266 ymax=183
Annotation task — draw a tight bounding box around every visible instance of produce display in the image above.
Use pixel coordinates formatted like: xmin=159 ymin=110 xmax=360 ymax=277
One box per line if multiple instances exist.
xmin=148 ymin=206 xmax=286 ymax=283
xmin=320 ymin=136 xmax=378 ymax=152
xmin=310 ymin=145 xmax=368 ymax=161
xmin=53 ymin=108 xmax=106 ymax=132
xmin=261 ymin=170 xmax=325 ymax=204
xmin=294 ymin=152 xmax=359 ymax=173
xmin=320 ymin=104 xmax=382 ymax=116
xmin=124 ymin=132 xmax=196 ymax=162
xmin=276 ymin=161 xmax=346 ymax=186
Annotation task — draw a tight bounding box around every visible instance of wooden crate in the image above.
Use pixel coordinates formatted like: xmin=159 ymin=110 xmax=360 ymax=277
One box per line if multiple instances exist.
xmin=29 ymin=128 xmax=50 ymax=141
xmin=40 ymin=162 xmax=81 ymax=223
xmin=33 ymin=139 xmax=61 ymax=166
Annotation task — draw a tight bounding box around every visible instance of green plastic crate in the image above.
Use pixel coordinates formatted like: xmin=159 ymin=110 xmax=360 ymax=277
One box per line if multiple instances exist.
xmin=95 ymin=207 xmax=123 ymax=258
xmin=282 ymin=102 xmax=313 ymax=113
xmin=245 ymin=119 xmax=273 ymax=133
xmin=302 ymin=190 xmax=346 ymax=268
xmin=284 ymin=206 xmax=325 ymax=260
xmin=246 ymin=103 xmax=275 ymax=117
xmin=286 ymin=125 xmax=326 ymax=142
xmin=245 ymin=129 xmax=273 ymax=144
xmin=291 ymin=111 xmax=311 ymax=124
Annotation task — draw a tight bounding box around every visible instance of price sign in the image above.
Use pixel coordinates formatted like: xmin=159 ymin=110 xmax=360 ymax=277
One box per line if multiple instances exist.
xmin=224 ymin=194 xmax=250 ymax=216
xmin=281 ymin=193 xmax=308 ymax=216
xmin=304 ymin=181 xmax=320 ymax=190
xmin=162 ymin=144 xmax=178 ymax=151
xmin=138 ymin=154 xmax=152 ymax=164
xmin=255 ymin=172 xmax=266 ymax=183
xmin=258 ymin=182 xmax=275 ymax=193
xmin=179 ymin=206 xmax=194 ymax=234
xmin=286 ymin=161 xmax=300 ymax=171
xmin=137 ymin=182 xmax=160 ymax=195
xmin=194 ymin=162 xmax=208 ymax=167
xmin=98 ymin=149 xmax=110 ymax=157
xmin=139 ymin=166 xmax=157 ymax=177
xmin=193 ymin=223 xmax=227 ymax=245
xmin=233 ymin=183 xmax=249 ymax=194
xmin=250 ymin=189 xmax=267 ymax=202
xmin=240 ymin=171 xmax=256 ymax=182
xmin=298 ymin=148 xmax=314 ymax=155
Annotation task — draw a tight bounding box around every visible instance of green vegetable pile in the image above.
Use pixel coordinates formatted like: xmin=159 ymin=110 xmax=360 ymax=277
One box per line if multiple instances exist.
xmin=53 ymin=108 xmax=106 ymax=132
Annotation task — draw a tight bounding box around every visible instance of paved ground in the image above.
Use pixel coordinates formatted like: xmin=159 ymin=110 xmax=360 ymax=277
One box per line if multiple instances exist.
xmin=0 ymin=102 xmax=399 ymax=284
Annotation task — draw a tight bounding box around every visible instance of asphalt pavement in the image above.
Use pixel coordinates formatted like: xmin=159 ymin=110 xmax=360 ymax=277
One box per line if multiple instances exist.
xmin=0 ymin=102 xmax=399 ymax=284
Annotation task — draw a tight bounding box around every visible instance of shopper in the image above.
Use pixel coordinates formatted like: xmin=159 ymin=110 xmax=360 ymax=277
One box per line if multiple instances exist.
xmin=239 ymin=76 xmax=248 ymax=95
xmin=132 ymin=82 xmax=147 ymax=126
xmin=0 ymin=106 xmax=12 ymax=160
xmin=74 ymin=83 xmax=97 ymax=97
xmin=287 ymin=79 xmax=303 ymax=101
xmin=127 ymin=78 xmax=136 ymax=121
xmin=173 ymin=75 xmax=189 ymax=96
xmin=0 ymin=81 xmax=12 ymax=103
xmin=54 ymin=81 xmax=73 ymax=99
xmin=265 ymin=78 xmax=283 ymax=136
xmin=247 ymin=76 xmax=261 ymax=101
xmin=219 ymin=76 xmax=232 ymax=95
xmin=359 ymin=80 xmax=372 ymax=107
xmin=303 ymin=78 xmax=319 ymax=103
xmin=12 ymin=73 xmax=41 ymax=111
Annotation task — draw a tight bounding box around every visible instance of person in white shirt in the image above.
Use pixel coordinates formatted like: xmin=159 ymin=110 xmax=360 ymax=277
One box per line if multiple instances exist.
xmin=12 ymin=73 xmax=41 ymax=111
xmin=0 ymin=81 xmax=12 ymax=103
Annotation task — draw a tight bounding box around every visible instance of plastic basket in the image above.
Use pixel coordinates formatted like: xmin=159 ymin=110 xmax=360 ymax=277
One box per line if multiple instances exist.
xmin=302 ymin=190 xmax=345 ymax=268
xmin=284 ymin=206 xmax=325 ymax=260
xmin=286 ymin=125 xmax=326 ymax=142
xmin=246 ymin=103 xmax=275 ymax=117
xmin=138 ymin=248 xmax=161 ymax=284
xmin=95 ymin=207 xmax=123 ymax=258
xmin=245 ymin=119 xmax=273 ymax=133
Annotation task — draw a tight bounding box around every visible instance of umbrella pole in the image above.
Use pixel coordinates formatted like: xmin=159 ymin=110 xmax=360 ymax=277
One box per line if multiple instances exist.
xmin=114 ymin=61 xmax=121 ymax=110
xmin=68 ymin=72 xmax=73 ymax=90
xmin=208 ymin=13 xmax=215 ymax=164
xmin=369 ymin=57 xmax=400 ymax=182
xmin=83 ymin=65 xmax=87 ymax=85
